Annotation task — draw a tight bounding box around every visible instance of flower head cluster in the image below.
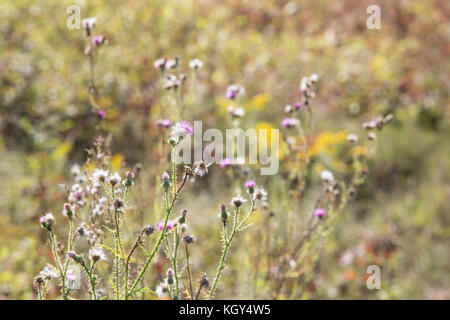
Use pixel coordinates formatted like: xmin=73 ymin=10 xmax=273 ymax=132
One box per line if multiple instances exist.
xmin=281 ymin=117 xmax=300 ymax=128
xmin=189 ymin=58 xmax=203 ymax=70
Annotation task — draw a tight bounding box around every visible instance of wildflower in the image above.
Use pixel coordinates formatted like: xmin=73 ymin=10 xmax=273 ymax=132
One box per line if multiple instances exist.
xmin=77 ymin=223 xmax=87 ymax=236
xmin=91 ymin=168 xmax=108 ymax=185
xmin=40 ymin=265 xmax=59 ymax=280
xmin=245 ymin=180 xmax=256 ymax=194
xmin=300 ymin=77 xmax=308 ymax=92
xmin=39 ymin=213 xmax=55 ymax=231
xmin=155 ymin=283 xmax=169 ymax=298
xmin=81 ymin=17 xmax=97 ymax=36
xmin=154 ymin=58 xmax=167 ymax=71
xmin=165 ymin=57 xmax=179 ymax=70
xmin=309 ymin=73 xmax=319 ymax=83
xmin=157 ymin=119 xmax=172 ymax=128
xmin=109 ymin=172 xmax=121 ymax=186
xmin=189 ymin=58 xmax=203 ymax=69
xmin=161 ymin=172 xmax=171 ymax=189
xmin=314 ymin=208 xmax=326 ymax=218
xmin=142 ymin=224 xmax=155 ymax=236
xmin=113 ymin=198 xmax=125 ymax=209
xmin=230 ymin=107 xmax=245 ymax=118
xmin=97 ymin=109 xmax=106 ymax=119
xmin=184 ymin=235 xmax=194 ymax=244
xmin=368 ymin=132 xmax=377 ymax=141
xmin=193 ymin=161 xmax=211 ymax=177
xmin=62 ymin=203 xmax=74 ymax=219
xmin=225 ymin=84 xmax=245 ymax=100
xmin=68 ymin=251 xmax=84 ymax=264
xmin=294 ymin=102 xmax=303 ymax=110
xmin=171 ymin=121 xmax=193 ymax=139
xmin=362 ymin=120 xmax=377 ymax=130
xmin=71 ymin=164 xmax=81 ymax=176
xmin=347 ymin=134 xmax=358 ymax=143
xmin=281 ymin=118 xmax=299 ymax=128
xmin=231 ymin=196 xmax=246 ymax=208
xmin=166 ymin=268 xmax=174 ymax=279
xmin=123 ymin=170 xmax=135 ymax=187
xmin=157 ymin=219 xmax=175 ymax=231
xmin=89 ymin=246 xmax=107 ymax=263
xmin=219 ymin=158 xmax=232 ymax=168
xmin=254 ymin=188 xmax=268 ymax=201
xmin=165 ymin=74 xmax=180 ymax=89
xmin=320 ymin=170 xmax=335 ymax=183
xmin=284 ymin=105 xmax=293 ymax=113
xmin=92 ymin=35 xmax=106 ymax=46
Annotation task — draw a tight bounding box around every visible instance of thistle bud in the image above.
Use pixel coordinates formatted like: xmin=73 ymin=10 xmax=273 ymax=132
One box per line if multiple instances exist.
xmin=39 ymin=213 xmax=55 ymax=231
xmin=178 ymin=209 xmax=187 ymax=223
xmin=184 ymin=235 xmax=194 ymax=244
xmin=161 ymin=172 xmax=171 ymax=190
xmin=68 ymin=251 xmax=84 ymax=264
xmin=142 ymin=224 xmax=155 ymax=236
xmin=220 ymin=203 xmax=229 ymax=224
xmin=168 ymin=137 xmax=178 ymax=146
xmin=166 ymin=268 xmax=174 ymax=284
xmin=114 ymin=198 xmax=125 ymax=209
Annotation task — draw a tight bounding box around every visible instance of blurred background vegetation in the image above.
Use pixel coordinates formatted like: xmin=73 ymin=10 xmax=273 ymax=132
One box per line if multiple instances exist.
xmin=0 ymin=0 xmax=449 ymax=299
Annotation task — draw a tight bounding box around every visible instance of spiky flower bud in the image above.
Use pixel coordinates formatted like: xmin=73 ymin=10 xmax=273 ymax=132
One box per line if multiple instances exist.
xmin=142 ymin=224 xmax=155 ymax=236
xmin=161 ymin=171 xmax=171 ymax=190
xmin=184 ymin=235 xmax=194 ymax=244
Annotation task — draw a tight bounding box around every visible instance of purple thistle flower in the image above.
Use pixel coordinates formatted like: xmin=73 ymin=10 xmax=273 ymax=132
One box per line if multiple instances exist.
xmin=97 ymin=109 xmax=106 ymax=119
xmin=281 ymin=118 xmax=299 ymax=128
xmin=314 ymin=208 xmax=326 ymax=218
xmin=294 ymin=102 xmax=303 ymax=110
xmin=171 ymin=121 xmax=193 ymax=138
xmin=157 ymin=219 xmax=175 ymax=231
xmin=157 ymin=119 xmax=172 ymax=128
xmin=245 ymin=180 xmax=256 ymax=188
xmin=92 ymin=35 xmax=105 ymax=46
xmin=219 ymin=158 xmax=232 ymax=168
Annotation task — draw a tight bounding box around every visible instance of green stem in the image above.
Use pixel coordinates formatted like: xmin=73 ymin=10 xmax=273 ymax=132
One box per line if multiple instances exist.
xmin=50 ymin=231 xmax=67 ymax=300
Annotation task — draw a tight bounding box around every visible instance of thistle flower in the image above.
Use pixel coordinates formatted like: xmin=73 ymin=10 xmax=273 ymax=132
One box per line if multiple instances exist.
xmin=39 ymin=213 xmax=55 ymax=231
xmin=157 ymin=119 xmax=172 ymax=128
xmin=154 ymin=58 xmax=167 ymax=71
xmin=155 ymin=283 xmax=169 ymax=298
xmin=89 ymin=246 xmax=107 ymax=263
xmin=320 ymin=170 xmax=335 ymax=183
xmin=254 ymin=188 xmax=268 ymax=201
xmin=91 ymin=168 xmax=108 ymax=185
xmin=178 ymin=209 xmax=187 ymax=224
xmin=123 ymin=170 xmax=135 ymax=187
xmin=109 ymin=172 xmax=121 ymax=186
xmin=281 ymin=118 xmax=299 ymax=128
xmin=284 ymin=105 xmax=293 ymax=113
xmin=97 ymin=109 xmax=106 ymax=119
xmin=314 ymin=208 xmax=326 ymax=218
xmin=347 ymin=134 xmax=358 ymax=143
xmin=231 ymin=196 xmax=246 ymax=208
xmin=193 ymin=161 xmax=211 ymax=177
xmin=184 ymin=235 xmax=194 ymax=244
xmin=368 ymin=132 xmax=377 ymax=141
xmin=219 ymin=158 xmax=232 ymax=168
xmin=171 ymin=121 xmax=193 ymax=138
xmin=71 ymin=164 xmax=81 ymax=176
xmin=113 ymin=198 xmax=125 ymax=209
xmin=189 ymin=58 xmax=203 ymax=69
xmin=142 ymin=224 xmax=155 ymax=236
xmin=92 ymin=35 xmax=106 ymax=46
xmin=161 ymin=171 xmax=171 ymax=189
xmin=225 ymin=84 xmax=245 ymax=100
xmin=229 ymin=106 xmax=245 ymax=118
xmin=157 ymin=219 xmax=175 ymax=231
xmin=40 ymin=265 xmax=59 ymax=280
xmin=294 ymin=102 xmax=303 ymax=110
xmin=81 ymin=17 xmax=97 ymax=36
xmin=62 ymin=203 xmax=74 ymax=219
xmin=165 ymin=57 xmax=179 ymax=70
